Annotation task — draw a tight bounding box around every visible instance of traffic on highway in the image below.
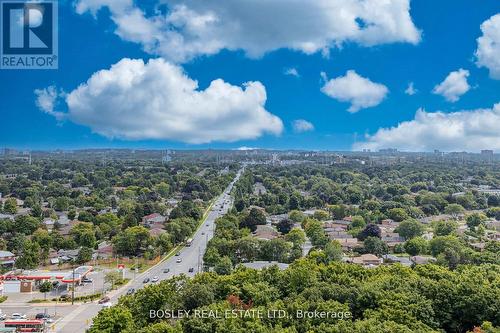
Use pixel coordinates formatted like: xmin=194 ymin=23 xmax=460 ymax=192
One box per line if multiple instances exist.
xmin=49 ymin=168 xmax=243 ymax=332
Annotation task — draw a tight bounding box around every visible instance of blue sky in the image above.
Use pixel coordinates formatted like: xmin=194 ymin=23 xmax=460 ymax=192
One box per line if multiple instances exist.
xmin=1 ymin=0 xmax=499 ymax=151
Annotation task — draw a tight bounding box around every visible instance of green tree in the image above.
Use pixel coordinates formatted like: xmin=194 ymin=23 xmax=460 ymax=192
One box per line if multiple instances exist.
xmin=289 ymin=210 xmax=305 ymax=223
xmin=14 ymin=215 xmax=40 ymax=235
xmin=15 ymin=240 xmax=40 ymax=269
xmin=395 ymin=219 xmax=425 ymax=240
xmin=350 ymin=215 xmax=366 ymax=229
xmin=39 ymin=281 xmax=52 ymax=299
xmin=277 ymin=218 xmax=294 ymax=234
xmin=313 ymin=209 xmax=329 ymax=221
xmin=104 ymin=270 xmax=122 ymax=289
xmin=358 ymin=223 xmax=381 ymax=241
xmin=89 ymin=306 xmax=134 ymax=333
xmin=3 ymin=198 xmax=17 ymax=214
xmin=304 ymin=219 xmax=328 ymax=247
xmin=466 ymin=213 xmax=487 ymax=229
xmin=444 ymin=204 xmax=465 ymax=219
xmin=260 ymin=238 xmax=292 ymax=262
xmin=71 ymin=222 xmax=97 ymax=248
xmin=387 ymin=208 xmax=409 ymax=222
xmin=54 ymin=196 xmax=70 ymax=211
xmin=155 ymin=182 xmax=170 ymax=198
xmin=324 ymin=240 xmax=343 ymax=262
xmin=77 ymin=246 xmax=93 ymax=264
xmin=112 ymin=226 xmax=152 ymax=256
xmin=433 ymin=220 xmax=458 ymax=236
xmin=363 ymin=236 xmax=388 ymax=256
xmin=404 ymin=237 xmax=428 ymax=256
xmin=285 ymin=228 xmax=306 ymax=247
xmin=240 ymin=208 xmax=266 ymax=232
xmin=214 ymin=256 xmax=232 ymax=275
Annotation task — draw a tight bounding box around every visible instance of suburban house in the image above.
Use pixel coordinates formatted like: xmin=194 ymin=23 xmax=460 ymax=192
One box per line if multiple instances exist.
xmin=252 ymin=225 xmax=280 ymax=241
xmin=96 ymin=241 xmax=114 ymax=259
xmin=410 ymin=256 xmax=437 ymax=265
xmin=334 ymin=238 xmax=361 ymax=251
xmin=149 ymin=227 xmax=167 ymax=237
xmin=43 ymin=218 xmax=56 ymax=231
xmin=0 ymin=250 xmax=16 ymax=267
xmin=141 ymin=213 xmax=166 ymax=227
xmin=350 ymin=254 xmax=382 ymax=267
xmin=241 ymin=261 xmax=289 ymax=270
xmin=381 ymin=232 xmax=405 ymax=248
xmin=382 ymin=254 xmax=412 ymax=266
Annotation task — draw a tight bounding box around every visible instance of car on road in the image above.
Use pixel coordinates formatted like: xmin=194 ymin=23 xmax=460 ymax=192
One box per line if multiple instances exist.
xmin=175 ymin=252 xmax=181 ymax=256
xmin=188 ymin=267 xmax=194 ymax=273
xmin=10 ymin=313 xmax=27 ymax=320
xmin=163 ymin=268 xmax=170 ymax=273
xmin=143 ymin=277 xmax=150 ymax=283
xmin=0 ymin=312 xmax=6 ymax=321
xmin=35 ymin=313 xmax=53 ymax=323
xmin=59 ymin=294 xmax=70 ymax=301
xmin=176 ymin=258 xmax=182 ymax=263
xmin=126 ymin=288 xmax=135 ymax=295
xmin=82 ymin=277 xmax=93 ymax=283
xmin=98 ymin=296 xmax=110 ymax=304
xmin=151 ymin=276 xmax=159 ymax=283
xmin=202 ymin=232 xmax=205 ymax=235
xmin=101 ymin=302 xmax=113 ymax=309
xmin=206 ymin=223 xmax=209 ymax=226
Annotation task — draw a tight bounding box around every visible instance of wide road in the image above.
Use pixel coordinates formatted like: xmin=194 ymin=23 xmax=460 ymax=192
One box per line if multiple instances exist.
xmin=52 ymin=168 xmax=243 ymax=333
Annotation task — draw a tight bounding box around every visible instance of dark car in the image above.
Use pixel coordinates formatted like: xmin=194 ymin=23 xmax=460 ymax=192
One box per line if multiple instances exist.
xmin=82 ymin=277 xmax=93 ymax=283
xmin=98 ymin=296 xmax=110 ymax=304
xmin=163 ymin=268 xmax=170 ymax=273
xmin=175 ymin=252 xmax=181 ymax=256
xmin=143 ymin=277 xmax=150 ymax=283
xmin=188 ymin=267 xmax=194 ymax=273
xmin=126 ymin=288 xmax=135 ymax=295
xmin=35 ymin=313 xmax=50 ymax=320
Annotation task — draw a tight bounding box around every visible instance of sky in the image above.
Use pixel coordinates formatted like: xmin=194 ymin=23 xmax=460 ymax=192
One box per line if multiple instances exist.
xmin=0 ymin=0 xmax=499 ymax=152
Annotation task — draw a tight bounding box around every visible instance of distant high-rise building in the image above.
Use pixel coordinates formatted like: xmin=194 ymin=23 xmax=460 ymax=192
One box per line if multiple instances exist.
xmin=379 ymin=148 xmax=398 ymax=153
xmin=481 ymin=150 xmax=494 ymax=155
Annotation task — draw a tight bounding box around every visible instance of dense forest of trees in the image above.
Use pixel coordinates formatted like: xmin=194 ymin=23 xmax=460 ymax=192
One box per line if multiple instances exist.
xmin=90 ymin=259 xmax=500 ymax=333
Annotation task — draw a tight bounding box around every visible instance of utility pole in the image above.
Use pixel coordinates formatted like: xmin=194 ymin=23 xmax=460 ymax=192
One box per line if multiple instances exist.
xmin=71 ymin=266 xmax=76 ymax=305
xmin=54 ymin=285 xmax=58 ymax=316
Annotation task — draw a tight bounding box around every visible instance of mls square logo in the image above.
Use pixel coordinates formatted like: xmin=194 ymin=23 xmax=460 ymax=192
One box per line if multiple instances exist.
xmin=1 ymin=0 xmax=58 ymax=69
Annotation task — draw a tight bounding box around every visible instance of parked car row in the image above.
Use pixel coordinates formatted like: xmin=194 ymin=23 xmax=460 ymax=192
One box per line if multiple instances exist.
xmin=0 ymin=312 xmax=53 ymax=323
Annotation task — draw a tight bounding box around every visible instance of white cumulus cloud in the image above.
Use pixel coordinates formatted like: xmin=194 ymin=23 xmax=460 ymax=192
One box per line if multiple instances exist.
xmin=284 ymin=67 xmax=300 ymax=78
xmin=74 ymin=0 xmax=421 ymax=63
xmin=292 ymin=119 xmax=315 ymax=133
xmin=36 ymin=58 xmax=283 ymax=144
xmin=321 ymin=70 xmax=389 ymax=112
xmin=34 ymin=86 xmax=65 ymax=120
xmin=405 ymin=82 xmax=417 ymax=95
xmin=432 ymin=68 xmax=470 ymax=102
xmin=475 ymin=14 xmax=500 ymax=79
xmin=354 ymin=103 xmax=500 ymax=152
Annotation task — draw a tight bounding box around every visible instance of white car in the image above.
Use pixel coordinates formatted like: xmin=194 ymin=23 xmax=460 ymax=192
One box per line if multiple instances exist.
xmin=0 ymin=312 xmax=6 ymax=321
xmin=176 ymin=258 xmax=182 ymax=263
xmin=10 ymin=313 xmax=27 ymax=319
xmin=101 ymin=302 xmax=113 ymax=309
xmin=151 ymin=276 xmax=159 ymax=283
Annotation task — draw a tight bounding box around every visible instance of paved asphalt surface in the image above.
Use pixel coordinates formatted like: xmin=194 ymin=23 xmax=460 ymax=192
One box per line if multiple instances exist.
xmin=46 ymin=168 xmax=243 ymax=333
